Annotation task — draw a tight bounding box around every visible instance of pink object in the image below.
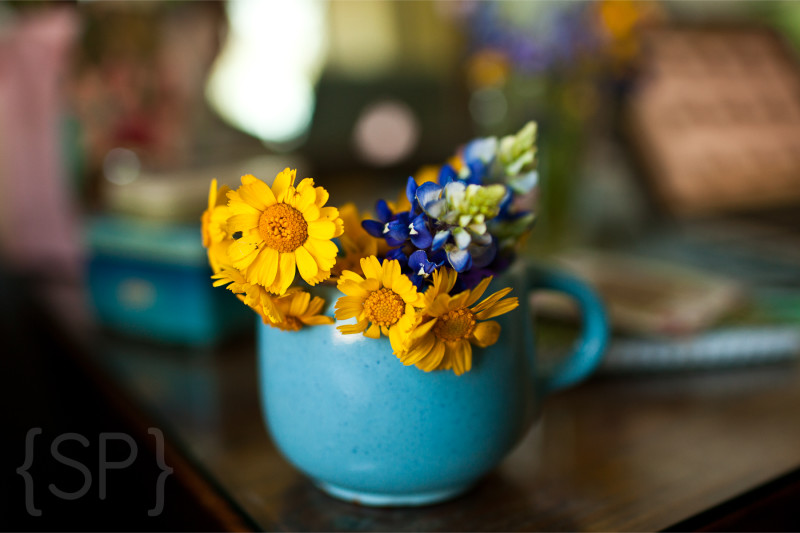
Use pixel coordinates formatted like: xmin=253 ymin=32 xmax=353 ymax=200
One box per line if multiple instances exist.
xmin=0 ymin=8 xmax=82 ymax=279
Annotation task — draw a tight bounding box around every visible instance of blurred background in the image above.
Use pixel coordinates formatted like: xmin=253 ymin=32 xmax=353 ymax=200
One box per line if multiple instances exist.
xmin=2 ymin=0 xmax=800 ymax=381
xmin=3 ymin=0 xmax=800 ymax=343
xmin=2 ymin=0 xmax=800 ymax=277
xmin=1 ymin=0 xmax=800 ymax=279
xmin=4 ymin=0 xmax=800 ymax=529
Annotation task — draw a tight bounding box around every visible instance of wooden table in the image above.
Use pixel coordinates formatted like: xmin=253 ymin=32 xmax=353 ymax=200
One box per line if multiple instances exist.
xmin=85 ymin=323 xmax=800 ymax=531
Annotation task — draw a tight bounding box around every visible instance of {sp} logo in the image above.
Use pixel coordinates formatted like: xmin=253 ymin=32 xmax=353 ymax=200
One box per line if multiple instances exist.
xmin=16 ymin=428 xmax=173 ymax=517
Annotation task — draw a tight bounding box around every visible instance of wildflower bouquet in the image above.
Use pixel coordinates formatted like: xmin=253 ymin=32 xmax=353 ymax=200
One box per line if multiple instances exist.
xmin=202 ymin=122 xmax=539 ymax=375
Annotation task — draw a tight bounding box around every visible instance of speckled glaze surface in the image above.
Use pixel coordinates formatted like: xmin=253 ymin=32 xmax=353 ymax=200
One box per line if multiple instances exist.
xmin=258 ymin=263 xmax=608 ymax=506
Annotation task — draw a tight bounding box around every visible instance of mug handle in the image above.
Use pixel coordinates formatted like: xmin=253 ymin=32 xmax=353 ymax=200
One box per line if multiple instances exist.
xmin=526 ymin=264 xmax=609 ymax=393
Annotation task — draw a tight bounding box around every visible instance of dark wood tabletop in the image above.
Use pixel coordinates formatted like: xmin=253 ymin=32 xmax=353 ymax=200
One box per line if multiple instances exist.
xmin=82 ymin=321 xmax=800 ymax=532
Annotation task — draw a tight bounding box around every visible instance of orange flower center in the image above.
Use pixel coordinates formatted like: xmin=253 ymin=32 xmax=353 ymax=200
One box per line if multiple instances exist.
xmin=258 ymin=203 xmax=308 ymax=253
xmin=363 ymin=287 xmax=405 ymax=327
xmin=434 ymin=307 xmax=476 ymax=341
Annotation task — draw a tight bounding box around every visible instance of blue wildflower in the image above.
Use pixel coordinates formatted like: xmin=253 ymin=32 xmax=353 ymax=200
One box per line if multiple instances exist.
xmin=386 ymin=246 xmax=409 ymax=268
xmin=469 ymin=239 xmax=497 ymax=268
xmin=358 ymin=120 xmax=539 ymax=293
xmin=416 ymin=182 xmax=447 ymax=219
xmin=408 ymin=213 xmax=432 ymax=249
xmin=459 ymin=136 xmax=497 ymax=184
xmin=406 ymin=249 xmax=446 ymax=288
xmin=437 ymin=165 xmax=458 ymax=187
xmin=463 ymin=136 xmax=498 ymax=167
xmin=384 ymin=212 xmax=414 ymax=244
xmin=361 ymin=200 xmax=409 ymax=247
xmin=431 ymin=229 xmax=450 ymax=251
xmin=408 ymin=250 xmax=441 ymax=278
xmin=415 ymin=179 xmax=505 ymax=273
xmin=444 ymin=244 xmax=472 ymax=272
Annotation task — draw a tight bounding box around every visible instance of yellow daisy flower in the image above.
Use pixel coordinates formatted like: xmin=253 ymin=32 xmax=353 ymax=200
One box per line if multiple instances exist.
xmin=331 ymin=203 xmax=383 ymax=279
xmin=225 ymin=168 xmax=344 ymax=295
xmin=212 ymin=269 xmax=333 ymax=330
xmin=201 ymin=179 xmax=232 ymax=273
xmin=268 ymin=288 xmax=335 ymax=331
xmin=212 ymin=267 xmax=281 ymax=322
xmin=334 ymin=256 xmax=421 ymax=350
xmin=398 ymin=268 xmax=519 ymax=376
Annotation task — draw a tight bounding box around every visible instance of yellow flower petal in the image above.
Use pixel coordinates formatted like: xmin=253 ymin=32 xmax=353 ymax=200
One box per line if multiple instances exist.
xmin=307 ymin=219 xmax=336 ymax=240
xmin=315 ymin=186 xmax=329 ymax=207
xmin=471 ymin=287 xmax=514 ymax=313
xmin=295 ymin=245 xmax=319 ymax=282
xmin=226 ymin=190 xmax=260 ymax=215
xmin=465 ymin=276 xmax=493 ymax=307
xmin=205 ymin=205 xmax=231 ymax=247
xmin=362 ymin=278 xmax=381 ymax=292
xmin=206 ymin=179 xmax=230 ymax=214
xmin=306 ymin=296 xmax=326 ymax=317
xmin=364 ymin=322 xmax=381 ymax=339
xmin=227 ymin=237 xmax=260 ymax=270
xmin=451 ymin=341 xmax=472 ymax=376
xmin=448 ymin=290 xmax=471 ymax=310
xmin=303 ymin=238 xmax=338 ymax=268
xmin=271 ymin=252 xmax=296 ymax=295
xmin=300 ymin=315 xmax=334 ymax=326
xmin=271 ymin=168 xmax=296 ymax=202
xmin=382 ymin=259 xmax=398 ymax=288
xmin=289 ymin=289 xmax=310 ymax=316
xmin=435 ymin=341 xmax=455 ymax=372
xmin=416 ymin=340 xmax=446 ymax=372
xmin=361 ymin=256 xmax=382 ymax=280
xmin=426 ymin=294 xmax=452 ymax=318
xmin=337 ymin=280 xmax=369 ymax=299
xmin=389 ymin=320 xmax=413 ymax=355
xmin=320 ymin=206 xmax=339 ymax=220
xmin=307 ymin=268 xmax=331 ymax=285
xmin=227 ymin=213 xmax=259 ymax=235
xmin=259 ymin=291 xmax=283 ymax=322
xmin=471 ymin=320 xmax=501 ymax=347
xmin=423 ymin=267 xmax=458 ymax=307
xmin=410 ymin=317 xmax=438 ymax=341
xmin=334 ymin=296 xmax=364 ymax=320
xmin=259 ymin=288 xmax=329 ymax=331
xmin=401 ymin=331 xmax=436 ymax=365
xmin=395 ymin=278 xmax=419 ymax=305
xmin=247 ymin=246 xmax=279 ymax=286
xmin=339 ymin=270 xmax=364 ymax=284
xmin=338 ymin=318 xmax=369 ymax=335
xmin=295 ymin=177 xmax=316 ymax=205
xmin=302 ymin=203 xmax=321 ymax=222
xmin=475 ymin=297 xmax=519 ymax=320
xmin=235 ymin=178 xmax=267 ymax=211
xmin=437 ymin=350 xmax=453 ymax=371
xmin=207 ymin=179 xmax=219 ymax=210
xmin=240 ymin=174 xmax=277 ymax=208
xmin=206 ymin=241 xmax=231 ymax=274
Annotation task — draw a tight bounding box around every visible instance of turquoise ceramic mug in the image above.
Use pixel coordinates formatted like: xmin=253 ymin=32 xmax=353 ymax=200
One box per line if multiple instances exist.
xmin=258 ymin=262 xmax=608 ymax=506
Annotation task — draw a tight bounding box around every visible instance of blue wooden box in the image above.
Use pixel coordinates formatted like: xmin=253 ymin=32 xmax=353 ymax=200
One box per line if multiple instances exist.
xmin=86 ymin=215 xmax=251 ymax=345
